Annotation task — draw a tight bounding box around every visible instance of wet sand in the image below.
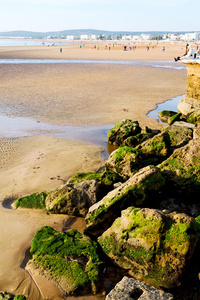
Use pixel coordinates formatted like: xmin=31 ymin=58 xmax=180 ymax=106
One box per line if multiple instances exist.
xmin=0 ymin=41 xmax=188 ymax=299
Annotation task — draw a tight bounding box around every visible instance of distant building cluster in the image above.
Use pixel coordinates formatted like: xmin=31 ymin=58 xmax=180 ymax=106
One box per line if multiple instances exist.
xmin=48 ymin=32 xmax=200 ymax=42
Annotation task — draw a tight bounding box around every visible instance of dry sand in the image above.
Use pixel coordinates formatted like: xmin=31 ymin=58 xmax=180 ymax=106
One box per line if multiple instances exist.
xmin=0 ymin=41 xmax=188 ymax=299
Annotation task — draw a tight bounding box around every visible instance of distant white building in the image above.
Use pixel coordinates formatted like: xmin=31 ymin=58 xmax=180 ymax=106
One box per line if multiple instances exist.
xmin=80 ymin=35 xmax=90 ymax=40
xmin=141 ymin=34 xmax=151 ymax=40
xmin=91 ymin=35 xmax=98 ymax=40
xmin=66 ymin=35 xmax=75 ymax=40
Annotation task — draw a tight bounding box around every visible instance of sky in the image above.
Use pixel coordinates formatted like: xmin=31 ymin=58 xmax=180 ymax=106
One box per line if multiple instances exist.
xmin=1 ymin=0 xmax=200 ymax=33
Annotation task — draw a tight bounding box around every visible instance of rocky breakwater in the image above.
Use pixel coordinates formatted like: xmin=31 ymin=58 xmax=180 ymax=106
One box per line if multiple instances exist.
xmin=11 ymin=119 xmax=200 ymax=299
xmin=178 ymin=59 xmax=200 ymax=115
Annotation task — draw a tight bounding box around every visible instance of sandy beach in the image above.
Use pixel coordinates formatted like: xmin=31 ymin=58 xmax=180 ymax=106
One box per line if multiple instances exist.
xmin=0 ymin=41 xmax=188 ymax=299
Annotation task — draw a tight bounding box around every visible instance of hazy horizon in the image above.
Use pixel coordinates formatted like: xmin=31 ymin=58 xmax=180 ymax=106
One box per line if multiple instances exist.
xmin=1 ymin=0 xmax=200 ymax=33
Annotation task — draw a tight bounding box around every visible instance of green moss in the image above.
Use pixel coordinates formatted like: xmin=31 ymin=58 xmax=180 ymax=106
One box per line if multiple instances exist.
xmin=13 ymin=296 xmax=26 ymax=300
xmin=14 ymin=192 xmax=47 ymax=209
xmin=30 ymin=227 xmax=103 ymax=294
xmin=111 ymin=146 xmax=136 ymax=167
xmin=168 ymin=113 xmax=182 ymax=125
xmin=68 ymin=172 xmax=102 ymax=184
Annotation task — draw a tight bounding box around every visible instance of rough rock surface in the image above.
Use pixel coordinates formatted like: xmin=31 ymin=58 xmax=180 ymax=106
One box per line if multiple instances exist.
xmin=98 ymin=207 xmax=198 ymax=289
xmin=159 ymin=138 xmax=200 ymax=198
xmin=178 ymin=61 xmax=200 ymax=114
xmin=106 ymin=276 xmax=173 ymax=300
xmin=84 ymin=166 xmax=165 ymax=237
xmin=160 ymin=125 xmax=193 ymax=151
xmin=45 ymin=180 xmax=100 ymax=216
xmin=105 ymin=132 xmax=170 ymax=179
xmin=107 ymin=119 xmax=141 ymax=146
xmin=187 ymin=110 xmax=200 ymax=126
xmin=29 ymin=227 xmax=104 ymax=296
xmin=13 ymin=180 xmax=101 ymax=217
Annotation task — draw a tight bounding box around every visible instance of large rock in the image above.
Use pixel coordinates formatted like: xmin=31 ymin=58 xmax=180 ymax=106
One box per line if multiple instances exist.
xmin=98 ymin=207 xmax=199 ymax=289
xmin=159 ymin=138 xmax=200 ymax=198
xmin=13 ymin=180 xmax=103 ymax=217
xmin=106 ymin=276 xmax=173 ymax=300
xmin=107 ymin=119 xmax=141 ymax=146
xmin=84 ymin=166 xmax=165 ymax=237
xmin=45 ymin=180 xmax=100 ymax=216
xmin=29 ymin=227 xmax=104 ymax=296
xmin=105 ymin=132 xmax=170 ymax=179
xmin=158 ymin=110 xmax=177 ymax=123
xmin=160 ymin=125 xmax=193 ymax=151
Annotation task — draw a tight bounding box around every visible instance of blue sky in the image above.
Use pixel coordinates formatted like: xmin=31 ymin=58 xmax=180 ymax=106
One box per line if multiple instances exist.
xmin=1 ymin=0 xmax=200 ymax=32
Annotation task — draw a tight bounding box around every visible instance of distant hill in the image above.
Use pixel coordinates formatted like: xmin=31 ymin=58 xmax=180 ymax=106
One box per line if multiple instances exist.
xmin=0 ymin=29 xmax=191 ymax=39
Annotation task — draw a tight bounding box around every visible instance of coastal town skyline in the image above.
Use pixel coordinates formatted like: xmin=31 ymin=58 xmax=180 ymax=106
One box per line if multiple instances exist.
xmin=1 ymin=0 xmax=200 ymax=33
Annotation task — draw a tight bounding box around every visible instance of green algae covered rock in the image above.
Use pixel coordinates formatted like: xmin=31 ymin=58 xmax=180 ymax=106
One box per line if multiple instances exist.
xmin=84 ymin=166 xmax=165 ymax=237
xmin=107 ymin=119 xmax=141 ymax=146
xmin=106 ymin=132 xmax=170 ymax=180
xmin=158 ymin=110 xmax=177 ymax=123
xmin=98 ymin=207 xmax=199 ymax=289
xmin=13 ymin=192 xmax=47 ymax=209
xmin=29 ymin=226 xmax=104 ymax=296
xmin=68 ymin=170 xmax=123 ymax=192
xmin=160 ymin=125 xmax=193 ymax=151
xmin=168 ymin=113 xmax=182 ymax=125
xmin=159 ymin=138 xmax=200 ymax=198
xmin=186 ymin=110 xmax=200 ymax=126
xmin=123 ymin=132 xmax=154 ymax=148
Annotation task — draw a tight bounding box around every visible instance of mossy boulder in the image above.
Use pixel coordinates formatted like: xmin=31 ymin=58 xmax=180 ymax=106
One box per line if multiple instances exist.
xmin=159 ymin=138 xmax=200 ymax=198
xmin=160 ymin=125 xmax=193 ymax=151
xmin=158 ymin=110 xmax=177 ymax=123
xmin=123 ymin=132 xmax=154 ymax=148
xmin=29 ymin=227 xmax=104 ymax=296
xmin=98 ymin=207 xmax=199 ymax=289
xmin=84 ymin=166 xmax=165 ymax=237
xmin=186 ymin=110 xmax=200 ymax=126
xmin=13 ymin=179 xmax=105 ymax=217
xmin=45 ymin=180 xmax=101 ymax=216
xmin=68 ymin=170 xmax=123 ymax=196
xmin=107 ymin=119 xmax=141 ymax=146
xmin=13 ymin=192 xmax=47 ymax=210
xmin=105 ymin=132 xmax=170 ymax=180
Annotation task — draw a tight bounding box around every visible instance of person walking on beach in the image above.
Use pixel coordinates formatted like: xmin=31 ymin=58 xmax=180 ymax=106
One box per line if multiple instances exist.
xmin=174 ymin=43 xmax=194 ymax=61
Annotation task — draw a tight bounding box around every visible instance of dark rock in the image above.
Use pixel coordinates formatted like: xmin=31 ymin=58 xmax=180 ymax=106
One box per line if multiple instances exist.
xmin=160 ymin=125 xmax=193 ymax=151
xmin=168 ymin=113 xmax=182 ymax=125
xmin=107 ymin=119 xmax=141 ymax=146
xmin=106 ymin=276 xmax=173 ymax=300
xmin=105 ymin=132 xmax=170 ymax=180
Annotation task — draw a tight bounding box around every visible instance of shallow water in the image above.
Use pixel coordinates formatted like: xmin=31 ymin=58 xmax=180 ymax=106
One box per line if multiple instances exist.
xmin=0 ymin=58 xmax=186 ymax=69
xmin=147 ymin=94 xmax=184 ymax=122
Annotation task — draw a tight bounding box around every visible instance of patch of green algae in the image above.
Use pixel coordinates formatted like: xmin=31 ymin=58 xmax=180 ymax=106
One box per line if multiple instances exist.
xmin=30 ymin=227 xmax=103 ymax=295
xmin=98 ymin=207 xmax=199 ymax=289
xmin=13 ymin=192 xmax=47 ymax=209
xmin=68 ymin=170 xmax=122 ymax=187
